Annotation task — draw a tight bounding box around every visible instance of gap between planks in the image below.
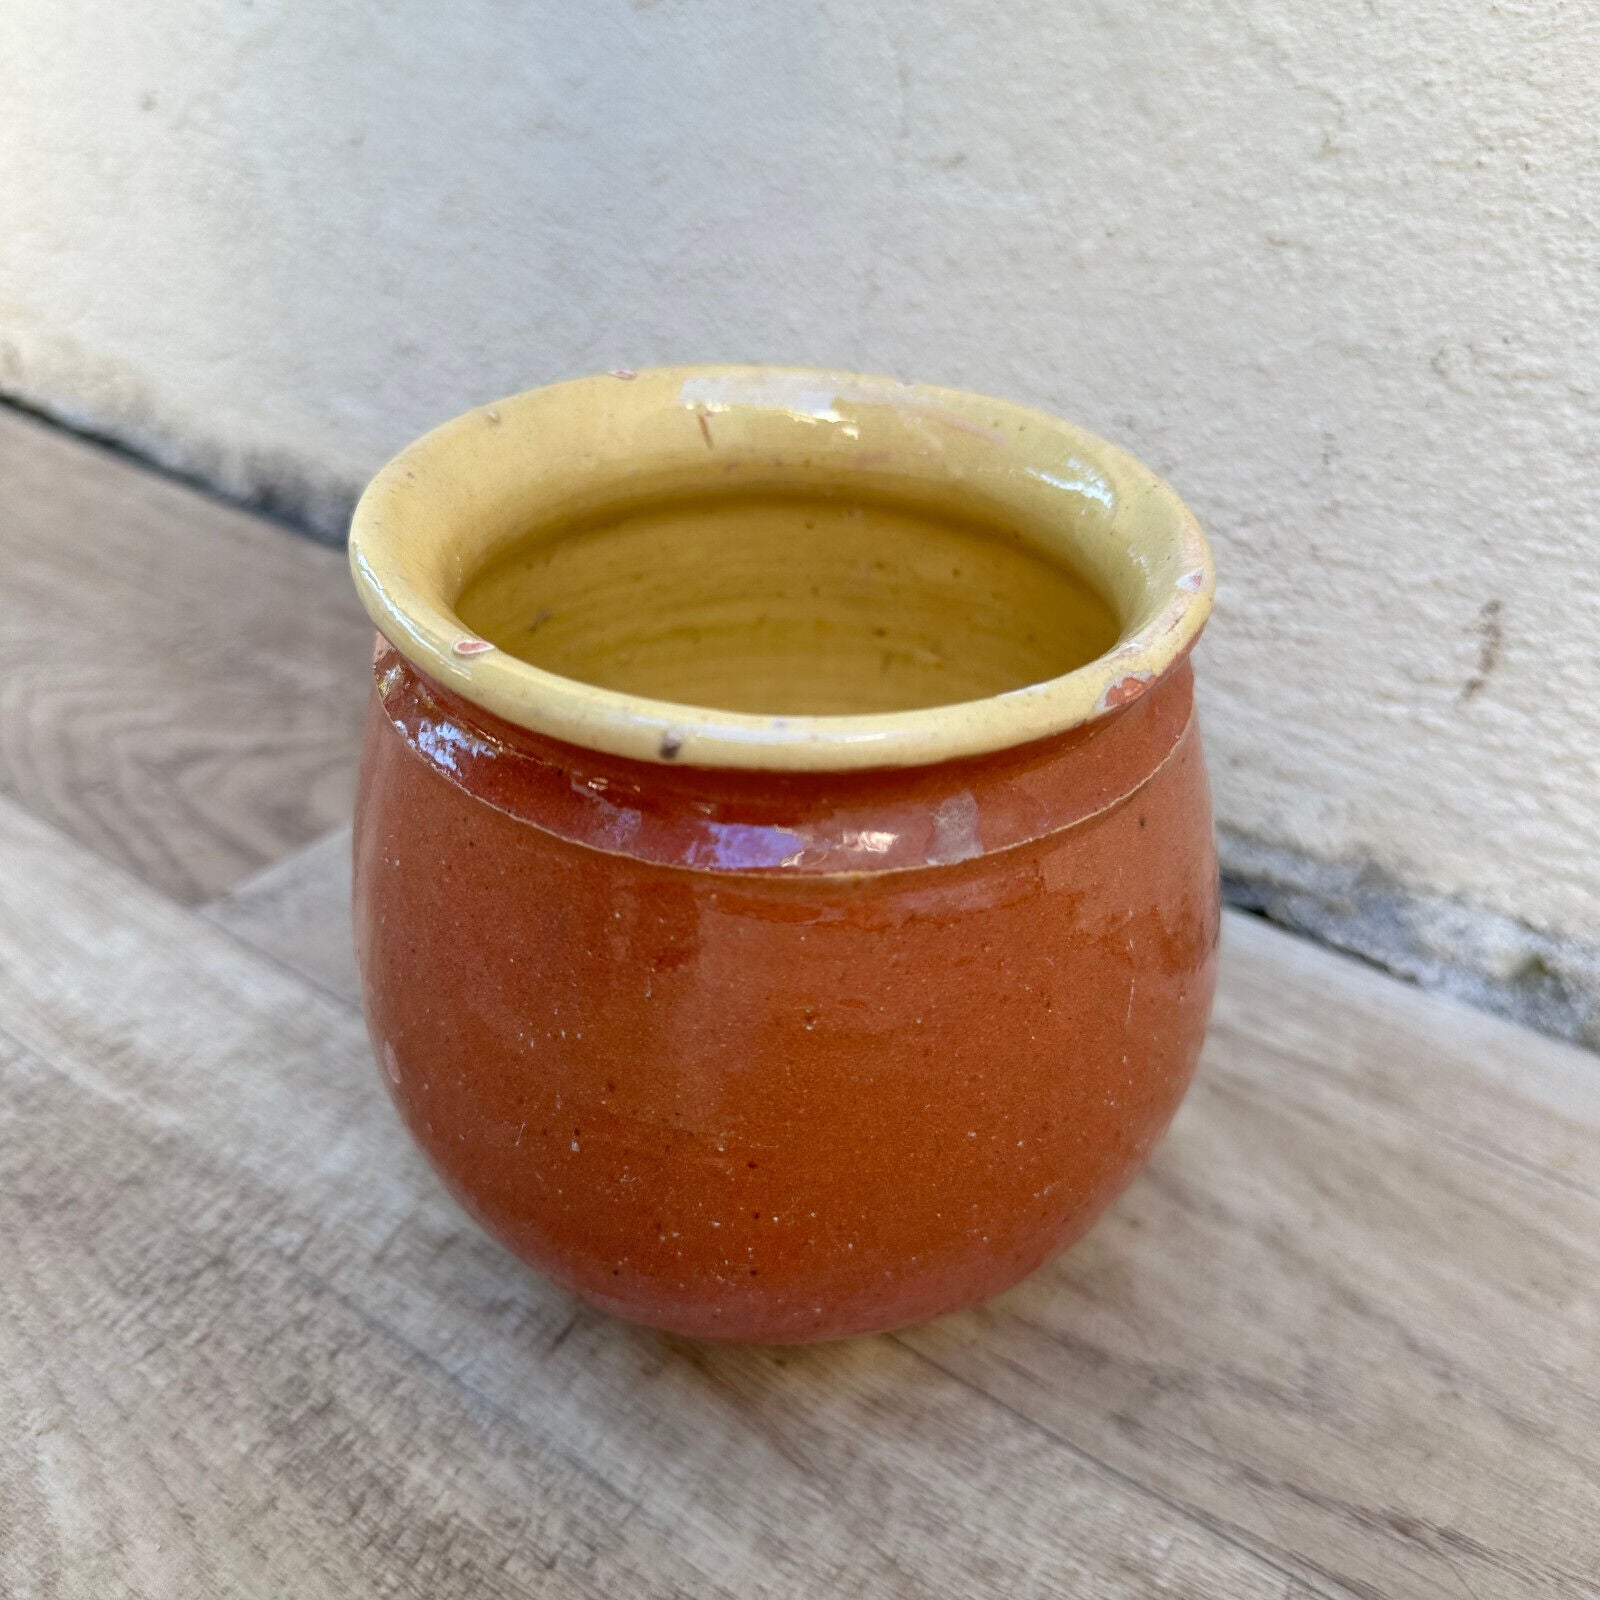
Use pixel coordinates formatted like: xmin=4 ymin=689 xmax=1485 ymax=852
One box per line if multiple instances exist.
xmin=0 ymin=405 xmax=372 ymax=904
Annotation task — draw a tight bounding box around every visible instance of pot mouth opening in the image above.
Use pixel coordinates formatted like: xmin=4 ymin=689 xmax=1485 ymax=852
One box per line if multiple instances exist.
xmin=349 ymin=367 xmax=1213 ymax=771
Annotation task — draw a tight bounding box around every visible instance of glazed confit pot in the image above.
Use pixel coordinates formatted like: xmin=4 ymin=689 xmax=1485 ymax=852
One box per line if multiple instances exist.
xmin=349 ymin=367 xmax=1217 ymax=1343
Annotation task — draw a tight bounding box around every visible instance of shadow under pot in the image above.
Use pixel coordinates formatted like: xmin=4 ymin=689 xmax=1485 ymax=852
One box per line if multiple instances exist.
xmin=348 ymin=366 xmax=1218 ymax=1343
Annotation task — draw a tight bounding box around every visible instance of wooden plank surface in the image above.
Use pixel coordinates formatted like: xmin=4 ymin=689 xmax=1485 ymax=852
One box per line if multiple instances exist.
xmin=203 ymin=825 xmax=359 ymax=1002
xmin=0 ymin=406 xmax=371 ymax=902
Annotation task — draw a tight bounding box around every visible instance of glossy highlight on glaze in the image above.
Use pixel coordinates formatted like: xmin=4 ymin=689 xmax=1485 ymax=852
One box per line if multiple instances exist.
xmin=349 ymin=368 xmax=1218 ymax=1342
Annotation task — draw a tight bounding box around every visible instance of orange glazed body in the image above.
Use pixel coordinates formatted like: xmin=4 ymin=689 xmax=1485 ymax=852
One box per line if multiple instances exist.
xmin=349 ymin=367 xmax=1218 ymax=1341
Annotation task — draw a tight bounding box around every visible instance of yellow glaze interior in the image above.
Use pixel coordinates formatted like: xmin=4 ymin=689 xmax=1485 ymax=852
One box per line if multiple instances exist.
xmin=349 ymin=367 xmax=1213 ymax=769
xmin=455 ymin=493 xmax=1120 ymax=717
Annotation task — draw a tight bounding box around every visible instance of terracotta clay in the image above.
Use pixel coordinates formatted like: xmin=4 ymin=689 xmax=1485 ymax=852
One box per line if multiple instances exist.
xmin=349 ymin=367 xmax=1217 ymax=1341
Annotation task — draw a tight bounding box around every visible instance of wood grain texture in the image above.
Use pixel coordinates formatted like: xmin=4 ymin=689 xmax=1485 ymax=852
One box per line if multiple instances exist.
xmin=0 ymin=406 xmax=371 ymax=902
xmin=0 ymin=799 xmax=1308 ymax=1600
xmin=1213 ymin=910 xmax=1600 ymax=1193
xmin=6 ymin=806 xmax=1593 ymax=1593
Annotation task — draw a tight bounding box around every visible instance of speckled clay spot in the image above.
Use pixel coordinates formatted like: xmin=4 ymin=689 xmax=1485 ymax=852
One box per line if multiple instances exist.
xmin=452 ymin=637 xmax=496 ymax=657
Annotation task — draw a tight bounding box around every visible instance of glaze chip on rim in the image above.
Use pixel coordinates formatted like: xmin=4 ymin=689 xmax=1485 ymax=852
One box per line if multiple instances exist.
xmin=348 ymin=366 xmax=1213 ymax=771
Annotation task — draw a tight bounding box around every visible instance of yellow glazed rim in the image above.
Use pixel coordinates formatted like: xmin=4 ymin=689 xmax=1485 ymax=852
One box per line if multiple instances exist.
xmin=348 ymin=366 xmax=1213 ymax=771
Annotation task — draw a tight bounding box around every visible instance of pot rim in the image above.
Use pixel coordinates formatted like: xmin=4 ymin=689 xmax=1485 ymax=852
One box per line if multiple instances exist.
xmin=348 ymin=366 xmax=1213 ymax=771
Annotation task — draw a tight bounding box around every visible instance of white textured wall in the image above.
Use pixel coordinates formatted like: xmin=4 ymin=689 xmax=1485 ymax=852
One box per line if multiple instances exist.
xmin=3 ymin=2 xmax=1597 ymax=1034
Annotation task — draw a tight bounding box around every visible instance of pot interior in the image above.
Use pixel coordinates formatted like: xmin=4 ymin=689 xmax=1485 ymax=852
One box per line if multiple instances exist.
xmin=453 ymin=491 xmax=1120 ymax=717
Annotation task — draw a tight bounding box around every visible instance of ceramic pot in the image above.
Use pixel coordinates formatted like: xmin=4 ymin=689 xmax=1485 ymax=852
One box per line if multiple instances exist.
xmin=349 ymin=367 xmax=1217 ymax=1342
